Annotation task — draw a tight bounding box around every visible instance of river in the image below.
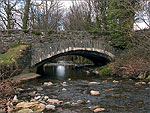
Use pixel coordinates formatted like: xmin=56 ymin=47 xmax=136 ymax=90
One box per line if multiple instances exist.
xmin=18 ymin=64 xmax=150 ymax=113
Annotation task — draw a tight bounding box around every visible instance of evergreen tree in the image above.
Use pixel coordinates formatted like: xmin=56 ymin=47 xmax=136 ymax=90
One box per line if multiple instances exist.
xmin=106 ymin=0 xmax=135 ymax=49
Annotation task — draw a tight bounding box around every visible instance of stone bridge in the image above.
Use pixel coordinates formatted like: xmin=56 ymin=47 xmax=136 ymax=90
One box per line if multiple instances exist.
xmin=0 ymin=30 xmax=117 ymax=73
xmin=32 ymin=40 xmax=115 ymax=67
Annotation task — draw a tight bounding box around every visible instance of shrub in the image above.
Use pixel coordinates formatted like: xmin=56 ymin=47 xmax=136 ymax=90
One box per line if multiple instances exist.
xmin=98 ymin=65 xmax=112 ymax=76
xmin=111 ymin=49 xmax=150 ymax=79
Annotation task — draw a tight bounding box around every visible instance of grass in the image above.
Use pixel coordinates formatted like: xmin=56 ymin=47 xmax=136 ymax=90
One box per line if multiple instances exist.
xmin=0 ymin=45 xmax=28 ymax=66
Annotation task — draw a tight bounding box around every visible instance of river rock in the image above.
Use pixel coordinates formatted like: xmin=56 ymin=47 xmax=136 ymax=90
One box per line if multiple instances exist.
xmin=12 ymin=95 xmax=18 ymax=103
xmin=90 ymin=90 xmax=100 ymax=96
xmin=44 ymin=96 xmax=49 ymax=100
xmin=16 ymin=102 xmax=39 ymax=108
xmin=46 ymin=104 xmax=55 ymax=110
xmin=148 ymin=82 xmax=150 ymax=85
xmin=86 ymin=100 xmax=91 ymax=103
xmin=104 ymin=88 xmax=114 ymax=92
xmin=34 ymin=103 xmax=45 ymax=112
xmin=77 ymin=100 xmax=83 ymax=104
xmin=17 ymin=88 xmax=24 ymax=92
xmin=37 ymin=87 xmax=43 ymax=91
xmin=86 ymin=70 xmax=90 ymax=74
xmin=135 ymin=82 xmax=146 ymax=85
xmin=93 ymin=71 xmax=99 ymax=74
xmin=113 ymin=80 xmax=119 ymax=83
xmin=44 ymin=82 xmax=53 ymax=86
xmin=29 ymin=91 xmax=36 ymax=96
xmin=16 ymin=102 xmax=45 ymax=112
xmin=62 ymin=88 xmax=67 ymax=91
xmin=68 ymin=78 xmax=71 ymax=81
xmin=93 ymin=108 xmax=107 ymax=112
xmin=18 ymin=108 xmax=33 ymax=113
xmin=89 ymin=82 xmax=100 ymax=85
xmin=47 ymin=99 xmax=63 ymax=105
xmin=62 ymin=82 xmax=68 ymax=86
xmin=34 ymin=96 xmax=41 ymax=100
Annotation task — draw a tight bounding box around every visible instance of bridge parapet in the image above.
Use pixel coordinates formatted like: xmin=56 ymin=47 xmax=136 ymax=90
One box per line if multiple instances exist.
xmin=0 ymin=30 xmax=107 ymax=54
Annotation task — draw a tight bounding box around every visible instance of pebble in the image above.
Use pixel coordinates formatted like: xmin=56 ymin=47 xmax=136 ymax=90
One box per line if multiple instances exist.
xmin=141 ymin=82 xmax=146 ymax=85
xmin=77 ymin=100 xmax=83 ymax=104
xmin=37 ymin=87 xmax=43 ymax=91
xmin=90 ymin=90 xmax=100 ymax=96
xmin=30 ymin=99 xmax=36 ymax=102
xmin=12 ymin=95 xmax=18 ymax=103
xmin=104 ymin=88 xmax=114 ymax=92
xmin=46 ymin=104 xmax=55 ymax=110
xmin=62 ymin=82 xmax=68 ymax=86
xmin=89 ymin=106 xmax=99 ymax=110
xmin=148 ymin=82 xmax=150 ymax=85
xmin=64 ymin=102 xmax=71 ymax=105
xmin=44 ymin=96 xmax=49 ymax=100
xmin=86 ymin=100 xmax=91 ymax=103
xmin=102 ymin=80 xmax=108 ymax=83
xmin=135 ymin=82 xmax=146 ymax=85
xmin=34 ymin=96 xmax=41 ymax=100
xmin=47 ymin=99 xmax=63 ymax=105
xmin=93 ymin=108 xmax=107 ymax=112
xmin=17 ymin=88 xmax=24 ymax=92
xmin=62 ymin=88 xmax=67 ymax=91
xmin=94 ymin=71 xmax=99 ymax=74
xmin=89 ymin=82 xmax=100 ymax=85
xmin=68 ymin=78 xmax=71 ymax=81
xmin=86 ymin=70 xmax=90 ymax=74
xmin=44 ymin=82 xmax=53 ymax=86
xmin=113 ymin=80 xmax=119 ymax=83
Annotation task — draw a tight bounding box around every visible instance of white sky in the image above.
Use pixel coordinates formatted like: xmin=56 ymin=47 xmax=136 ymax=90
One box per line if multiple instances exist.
xmin=60 ymin=1 xmax=72 ymax=9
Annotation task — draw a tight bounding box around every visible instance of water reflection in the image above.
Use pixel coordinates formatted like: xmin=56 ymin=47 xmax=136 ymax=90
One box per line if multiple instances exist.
xmin=43 ymin=64 xmax=96 ymax=80
xmin=56 ymin=66 xmax=65 ymax=77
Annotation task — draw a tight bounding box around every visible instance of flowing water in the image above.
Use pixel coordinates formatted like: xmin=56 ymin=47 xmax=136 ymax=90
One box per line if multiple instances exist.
xmin=19 ymin=64 xmax=150 ymax=113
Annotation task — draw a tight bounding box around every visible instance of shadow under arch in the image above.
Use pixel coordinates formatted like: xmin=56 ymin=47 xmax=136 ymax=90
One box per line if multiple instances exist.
xmin=34 ymin=49 xmax=114 ymax=74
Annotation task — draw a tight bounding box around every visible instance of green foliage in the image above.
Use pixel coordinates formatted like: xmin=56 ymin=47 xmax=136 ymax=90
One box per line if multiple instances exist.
xmin=32 ymin=31 xmax=41 ymax=35
xmin=0 ymin=45 xmax=28 ymax=66
xmin=98 ymin=65 xmax=112 ymax=76
xmin=106 ymin=0 xmax=135 ymax=49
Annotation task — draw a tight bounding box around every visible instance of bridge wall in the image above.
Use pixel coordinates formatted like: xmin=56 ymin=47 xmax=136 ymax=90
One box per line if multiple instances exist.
xmin=31 ymin=40 xmax=115 ymax=67
xmin=0 ymin=30 xmax=105 ymax=54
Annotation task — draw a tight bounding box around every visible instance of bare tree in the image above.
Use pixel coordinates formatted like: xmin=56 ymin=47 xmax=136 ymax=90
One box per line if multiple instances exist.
xmin=63 ymin=1 xmax=92 ymax=30
xmin=0 ymin=0 xmax=19 ymax=29
xmin=29 ymin=0 xmax=63 ymax=30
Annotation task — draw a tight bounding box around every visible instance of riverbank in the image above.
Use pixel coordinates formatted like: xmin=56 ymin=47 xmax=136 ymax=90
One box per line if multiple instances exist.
xmin=0 ymin=44 xmax=31 ymax=79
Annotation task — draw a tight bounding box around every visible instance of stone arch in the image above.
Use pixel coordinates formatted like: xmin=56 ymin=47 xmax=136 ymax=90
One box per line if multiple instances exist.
xmin=31 ymin=40 xmax=115 ymax=73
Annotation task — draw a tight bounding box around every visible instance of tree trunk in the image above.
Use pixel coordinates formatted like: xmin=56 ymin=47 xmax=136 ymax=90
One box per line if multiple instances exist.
xmin=22 ymin=0 xmax=31 ymax=29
